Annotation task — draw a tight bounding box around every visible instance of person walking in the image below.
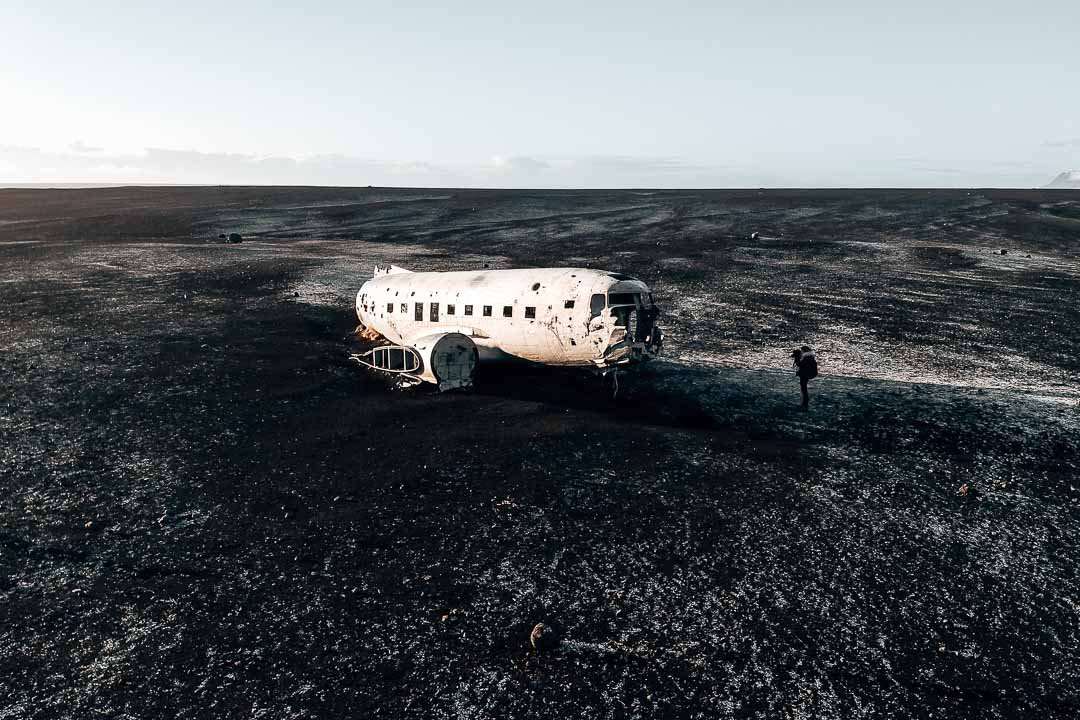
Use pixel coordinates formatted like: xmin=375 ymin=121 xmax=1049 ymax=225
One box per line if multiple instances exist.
xmin=791 ymin=345 xmax=818 ymax=411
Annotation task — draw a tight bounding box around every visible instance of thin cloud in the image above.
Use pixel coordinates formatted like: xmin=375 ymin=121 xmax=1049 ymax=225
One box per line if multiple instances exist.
xmin=486 ymin=154 xmax=714 ymax=177
xmin=0 ymin=145 xmax=753 ymax=188
xmin=478 ymin=154 xmax=736 ymax=187
xmin=14 ymin=145 xmax=1047 ymax=188
xmin=1042 ymin=138 xmax=1080 ymax=148
xmin=0 ymin=145 xmax=459 ymax=186
xmin=911 ymin=166 xmax=964 ymax=175
xmin=68 ymin=140 xmax=103 ymax=153
xmin=489 ymin=156 xmax=551 ymax=172
xmin=575 ymin=155 xmax=713 ymax=174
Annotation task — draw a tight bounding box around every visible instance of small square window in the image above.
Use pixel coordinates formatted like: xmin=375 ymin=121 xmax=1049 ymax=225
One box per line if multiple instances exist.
xmin=524 ymin=306 xmax=536 ymax=319
xmin=482 ymin=305 xmax=492 ymax=317
xmin=464 ymin=305 xmax=473 ymax=316
xmin=415 ymin=303 xmax=423 ymax=321
xmin=400 ymin=303 xmax=407 ymax=314
xmin=447 ymin=304 xmax=456 ymax=315
xmin=503 ymin=306 xmax=513 ymax=317
xmin=387 ymin=303 xmax=394 ymax=313
xmin=564 ymin=300 xmax=575 ymax=309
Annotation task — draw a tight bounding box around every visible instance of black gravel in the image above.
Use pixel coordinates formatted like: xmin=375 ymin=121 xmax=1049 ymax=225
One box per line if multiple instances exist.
xmin=1 ymin=187 xmax=1079 ymax=719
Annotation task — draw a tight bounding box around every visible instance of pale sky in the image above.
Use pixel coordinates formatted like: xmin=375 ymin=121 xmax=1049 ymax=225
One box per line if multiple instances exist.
xmin=1 ymin=0 xmax=1077 ymax=187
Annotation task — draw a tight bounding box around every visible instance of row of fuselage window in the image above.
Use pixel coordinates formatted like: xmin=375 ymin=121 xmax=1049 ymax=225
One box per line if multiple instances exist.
xmin=382 ymin=300 xmax=576 ymax=322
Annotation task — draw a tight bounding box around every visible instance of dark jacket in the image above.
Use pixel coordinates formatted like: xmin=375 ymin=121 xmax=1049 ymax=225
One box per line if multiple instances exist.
xmin=796 ymin=351 xmax=818 ymax=379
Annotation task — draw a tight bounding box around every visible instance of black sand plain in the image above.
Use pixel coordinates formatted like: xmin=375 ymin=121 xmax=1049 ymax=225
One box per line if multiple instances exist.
xmin=2 ymin=186 xmax=1079 ymax=719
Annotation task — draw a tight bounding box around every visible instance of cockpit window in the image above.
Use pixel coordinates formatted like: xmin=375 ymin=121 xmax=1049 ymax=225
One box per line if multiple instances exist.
xmin=608 ymin=292 xmax=639 ymax=307
xmin=589 ymin=294 xmax=605 ymax=320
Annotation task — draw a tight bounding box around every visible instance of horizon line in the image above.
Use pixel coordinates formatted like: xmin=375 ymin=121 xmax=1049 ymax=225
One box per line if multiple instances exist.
xmin=1 ymin=183 xmax=1074 ymax=192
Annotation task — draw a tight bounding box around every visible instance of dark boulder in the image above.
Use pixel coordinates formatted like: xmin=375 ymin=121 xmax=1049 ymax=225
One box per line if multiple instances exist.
xmin=228 ymin=233 xmax=243 ymax=244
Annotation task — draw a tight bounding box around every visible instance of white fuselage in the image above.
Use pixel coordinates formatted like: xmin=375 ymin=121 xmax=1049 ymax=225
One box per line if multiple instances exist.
xmin=355 ymin=267 xmax=660 ymax=369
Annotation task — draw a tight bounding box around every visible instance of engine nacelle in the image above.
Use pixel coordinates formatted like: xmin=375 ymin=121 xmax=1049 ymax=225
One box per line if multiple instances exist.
xmin=351 ymin=332 xmax=478 ymax=391
xmin=411 ymin=332 xmax=478 ymax=390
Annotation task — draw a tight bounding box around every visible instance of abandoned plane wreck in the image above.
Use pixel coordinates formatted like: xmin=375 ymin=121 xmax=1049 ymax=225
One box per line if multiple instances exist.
xmin=352 ymin=266 xmax=663 ymax=390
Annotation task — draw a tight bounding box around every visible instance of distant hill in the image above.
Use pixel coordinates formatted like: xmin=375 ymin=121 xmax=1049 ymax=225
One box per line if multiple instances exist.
xmin=1044 ymin=171 xmax=1080 ymax=189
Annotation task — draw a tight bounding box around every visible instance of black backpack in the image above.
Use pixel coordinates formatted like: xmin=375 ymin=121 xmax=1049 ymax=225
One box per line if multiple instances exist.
xmin=800 ymin=354 xmax=818 ymax=379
